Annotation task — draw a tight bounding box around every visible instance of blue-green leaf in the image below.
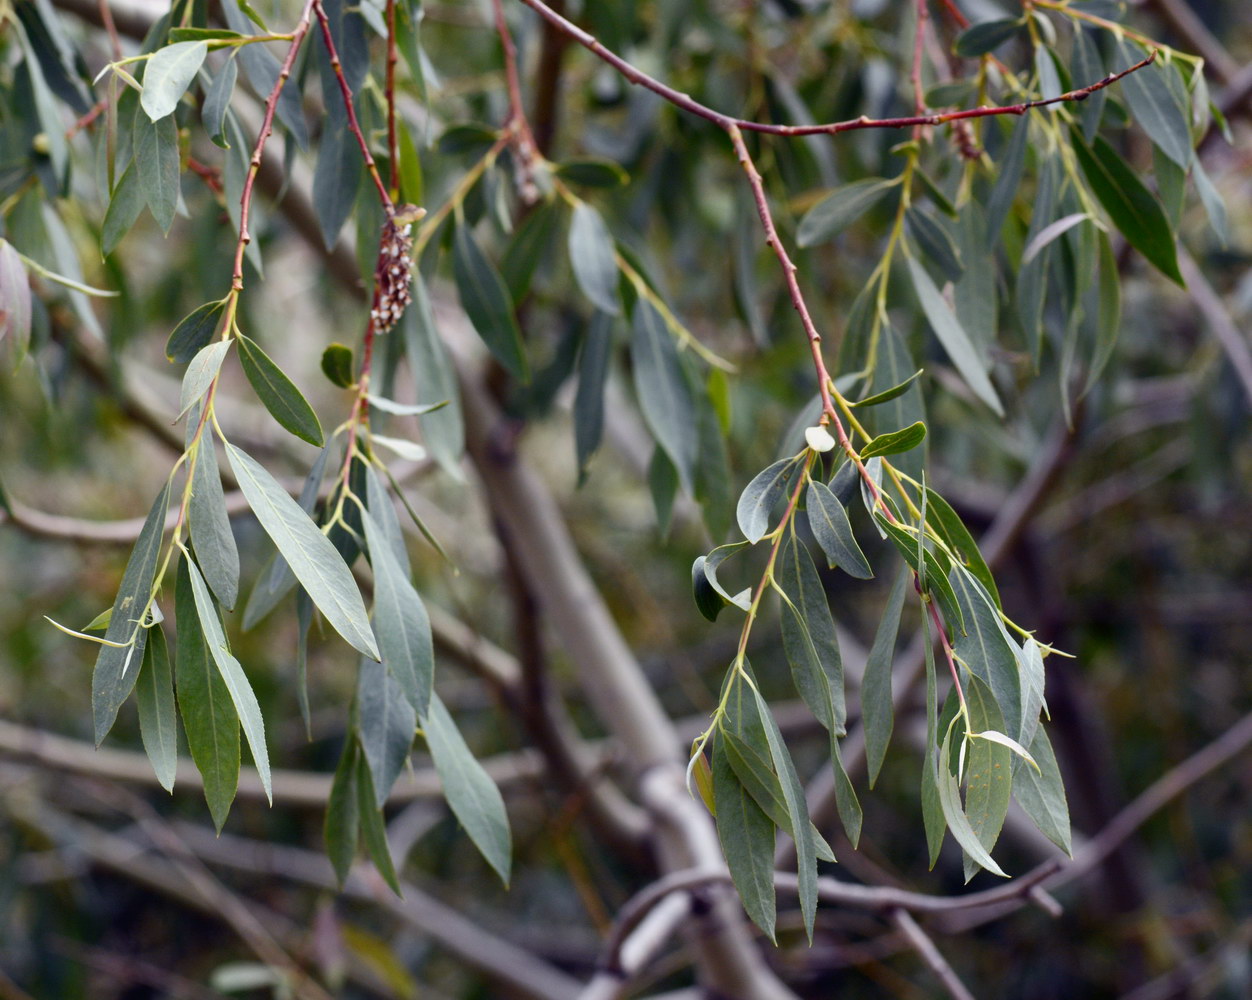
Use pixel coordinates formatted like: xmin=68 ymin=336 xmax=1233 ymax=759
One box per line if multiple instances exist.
xmin=141 ymin=41 xmax=208 ymax=121
xmin=237 ymin=334 xmax=324 ymax=446
xmin=736 ymin=458 xmax=794 ymax=544
xmin=189 ymin=432 xmax=240 ymax=610
xmin=630 ymin=298 xmax=698 ymax=494
xmin=711 ymin=738 xmax=777 ymax=941
xmin=133 ymin=109 xmax=180 ymax=234
xmin=136 ymin=623 xmax=177 ymax=792
xmin=356 ymin=655 xmax=416 ymax=807
xmin=798 ymin=178 xmax=898 ymax=247
xmin=92 ymin=479 xmax=171 ymax=744
xmin=453 ymin=224 xmax=529 ymax=381
xmin=424 ymin=693 xmax=512 ymax=886
xmin=806 ymin=479 xmax=872 ymax=579
xmin=568 ymin=201 xmax=620 ymax=315
xmin=226 ymin=442 xmax=379 ymax=660
xmin=864 ymin=566 xmax=907 ymax=787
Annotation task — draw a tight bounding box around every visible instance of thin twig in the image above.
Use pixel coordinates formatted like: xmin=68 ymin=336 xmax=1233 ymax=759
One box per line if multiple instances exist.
xmin=385 ymin=0 xmax=399 ymax=194
xmin=514 ymin=0 xmax=1156 ymax=136
xmin=891 ymin=908 xmax=977 ymax=1000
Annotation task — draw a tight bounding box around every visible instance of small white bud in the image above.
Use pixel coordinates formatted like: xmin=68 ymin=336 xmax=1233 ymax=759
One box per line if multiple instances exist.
xmin=805 ymin=425 xmax=836 ymax=453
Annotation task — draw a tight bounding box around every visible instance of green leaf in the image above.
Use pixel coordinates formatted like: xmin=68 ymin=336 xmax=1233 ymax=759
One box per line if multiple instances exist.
xmin=222 ymin=0 xmax=307 ymax=149
xmin=166 ymin=299 xmax=226 ymax=364
xmin=907 ymin=256 xmax=1004 ymax=416
xmin=1117 ymin=41 xmax=1192 ymax=168
xmin=736 ymin=458 xmax=795 ymax=545
xmin=630 ymin=298 xmax=698 ymax=495
xmin=101 ymin=162 xmax=145 ymax=255
xmin=711 ymin=738 xmax=777 ymax=942
xmin=500 ymin=202 xmax=560 ymax=304
xmin=92 ymin=479 xmax=171 ymax=744
xmin=1191 ymin=158 xmax=1229 ymax=247
xmin=184 ymin=557 xmax=271 ymax=804
xmin=923 ymin=488 xmax=999 ymax=609
xmin=355 ymin=755 xmax=401 ymax=893
xmin=568 ymin=201 xmax=620 ymax=315
xmin=175 ymin=558 xmax=239 ymax=831
xmin=402 ymin=276 xmax=464 ymax=479
xmin=948 ymin=567 xmax=1022 ymax=740
xmin=237 ymin=334 xmax=324 ymax=445
xmin=364 ymin=464 xmax=411 ymax=576
xmin=851 ymin=369 xmax=924 ymax=408
xmin=453 ymin=224 xmax=529 ymax=381
xmin=424 ymin=693 xmax=512 ymax=886
xmin=321 ymin=342 xmax=355 ymax=388
xmin=953 ymin=18 xmax=1024 ymax=57
xmin=1073 ymin=28 xmax=1107 ymax=141
xmin=312 ymin=120 xmax=363 ymax=251
xmin=750 ymin=684 xmax=818 ymax=941
xmin=1070 ymin=129 xmax=1183 ymax=285
xmin=829 ymin=732 xmax=863 ymax=848
xmin=178 ymin=340 xmax=231 ymax=419
xmin=806 ymin=479 xmax=872 ymax=579
xmin=961 ymin=675 xmax=1013 ymax=882
xmin=1035 ymin=43 xmax=1062 ymax=102
xmin=876 ymin=516 xmax=964 ymax=634
xmin=133 ymin=109 xmax=180 ymax=234
xmin=692 ymin=556 xmax=726 ymax=622
xmin=864 ymin=566 xmax=907 ymax=788
xmin=937 ymin=724 xmax=1007 ymax=877
xmin=776 ymin=534 xmax=845 ymax=733
xmin=365 ymin=395 xmax=446 ymax=417
xmin=141 ymin=41 xmax=207 ymax=121
xmin=361 ymin=509 xmax=433 ymax=717
xmin=325 ymin=740 xmax=360 ymax=885
xmin=907 ymin=207 xmax=963 ymax=282
xmin=574 ymin=311 xmax=613 ymax=474
xmin=700 ymin=542 xmax=752 ymax=610
xmin=860 ymin=420 xmax=927 ymax=459
xmin=189 ymin=432 xmax=240 ymax=610
xmin=136 ymin=623 xmax=177 ymax=792
xmin=554 ymin=158 xmax=629 ymax=187
xmin=648 ymin=447 xmax=679 ymax=535
xmin=226 ymin=442 xmax=379 ymax=660
xmin=356 ymin=656 xmax=416 ymax=806
xmin=984 ymin=114 xmax=1029 ymax=248
xmin=169 ymin=28 xmax=247 ymax=43
xmin=1013 ymin=727 xmax=1072 ymax=854
xmin=0 ymin=241 xmax=30 ymax=360
xmin=797 ymin=177 xmax=898 ymax=247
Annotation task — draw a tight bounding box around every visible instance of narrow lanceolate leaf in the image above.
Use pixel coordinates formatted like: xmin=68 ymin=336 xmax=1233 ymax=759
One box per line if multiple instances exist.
xmin=166 ymin=299 xmax=226 ymax=363
xmin=133 ymin=110 xmax=180 ymax=234
xmin=937 ymin=724 xmax=1007 ymax=877
xmin=829 ymin=732 xmax=863 ymax=848
xmin=923 ymin=487 xmax=999 ymax=608
xmin=189 ymin=433 xmax=240 ymax=610
xmin=355 ymin=756 xmax=401 ymax=893
xmin=237 ymin=334 xmax=324 ymax=446
xmin=356 ymin=656 xmax=417 ymax=807
xmin=92 ymin=479 xmax=171 ymax=745
xmin=736 ymin=458 xmax=794 ymax=545
xmin=907 ymin=207 xmax=963 ymax=282
xmin=797 ymin=178 xmax=898 ymax=247
xmin=568 ymin=201 xmax=620 ymax=315
xmin=701 ymin=542 xmax=752 ymax=609
xmin=1013 ymin=727 xmax=1072 ymax=854
xmin=860 ymin=420 xmax=927 ymax=459
xmin=711 ymin=738 xmax=777 ymax=942
xmin=864 ymin=566 xmax=907 ymax=788
xmin=325 ymin=740 xmax=360 ymax=885
xmin=141 ymin=41 xmax=208 ymax=121
xmin=1018 ymin=638 xmax=1047 ymax=749
xmin=984 ymin=113 xmax=1029 ymax=248
xmin=961 ymin=676 xmax=1012 ymax=883
xmin=135 ymin=623 xmax=177 ymax=792
xmin=175 ymin=558 xmax=240 ymax=831
xmin=203 ymin=52 xmax=237 ymax=148
xmin=692 ymin=556 xmax=727 ymax=622
xmin=574 ymin=311 xmax=613 ymax=474
xmin=948 ymin=567 xmax=1022 ymax=741
xmin=1070 ymin=130 xmax=1183 ymax=286
xmin=364 ymin=465 xmax=410 ymax=576
xmin=953 ymin=17 xmax=1024 ymax=57
xmin=776 ymin=535 xmax=845 ymax=733
xmin=361 ymin=509 xmax=433 ymax=717
xmin=452 ymin=224 xmax=529 ymax=381
xmin=101 ymin=163 xmax=145 ymax=256
xmin=226 ymin=442 xmax=379 ymax=660
xmin=876 ymin=517 xmax=964 ymax=635
xmin=750 ymin=684 xmax=818 ymax=941
xmin=403 ymin=276 xmax=464 ymax=479
xmin=1084 ymin=231 xmax=1122 ymax=395
xmin=184 ymin=557 xmax=271 ymax=804
xmin=852 ymin=369 xmax=924 ymax=408
xmin=178 ymin=340 xmax=231 ymax=418
xmin=312 ymin=115 xmax=363 ymax=249
xmin=907 ymin=257 xmax=1003 ymax=416
xmin=630 ymin=298 xmax=698 ymax=494
xmin=1117 ymin=40 xmax=1192 ymax=169
xmin=424 ymin=693 xmax=512 ymax=886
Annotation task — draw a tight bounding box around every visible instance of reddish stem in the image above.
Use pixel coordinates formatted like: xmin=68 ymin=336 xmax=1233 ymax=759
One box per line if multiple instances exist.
xmin=313 ymin=0 xmax=394 ymax=213
xmin=492 ymin=0 xmax=540 ymax=201
xmin=927 ymin=593 xmax=967 ymax=715
xmin=231 ymin=0 xmax=318 ymax=293
xmin=514 ymin=0 xmax=1155 ymax=137
xmin=385 ymin=0 xmax=399 ymax=195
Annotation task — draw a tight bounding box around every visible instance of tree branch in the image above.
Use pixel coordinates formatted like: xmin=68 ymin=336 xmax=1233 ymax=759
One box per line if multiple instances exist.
xmin=891 ymin=909 xmax=976 ymax=1000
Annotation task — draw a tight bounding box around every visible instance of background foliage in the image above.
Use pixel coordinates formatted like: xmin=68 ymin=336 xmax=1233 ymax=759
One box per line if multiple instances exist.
xmin=1 ymin=0 xmax=1250 ymax=997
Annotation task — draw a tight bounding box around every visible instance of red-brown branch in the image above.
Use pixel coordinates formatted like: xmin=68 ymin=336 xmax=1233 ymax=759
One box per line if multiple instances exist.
xmin=313 ymin=0 xmax=393 ymax=213
xmin=385 ymin=0 xmax=399 ymax=195
xmin=514 ymin=0 xmax=1156 ymax=137
xmin=231 ymin=0 xmax=318 ymax=292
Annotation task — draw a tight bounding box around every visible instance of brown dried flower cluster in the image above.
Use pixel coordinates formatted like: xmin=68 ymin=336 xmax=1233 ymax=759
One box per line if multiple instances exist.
xmin=370 ymin=207 xmax=420 ymax=332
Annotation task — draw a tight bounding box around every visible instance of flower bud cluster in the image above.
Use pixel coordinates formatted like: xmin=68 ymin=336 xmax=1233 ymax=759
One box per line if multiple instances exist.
xmin=370 ymin=212 xmax=416 ymax=332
